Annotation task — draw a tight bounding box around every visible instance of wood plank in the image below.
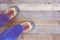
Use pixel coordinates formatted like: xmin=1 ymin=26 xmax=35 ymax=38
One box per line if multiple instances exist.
xmin=2 ymin=3 xmax=60 ymax=11
xmin=1 ymin=3 xmax=60 ymax=11
xmin=17 ymin=34 xmax=60 ymax=40
xmin=0 ymin=0 xmax=12 ymax=4
xmin=11 ymin=0 xmax=60 ymax=3
xmin=5 ymin=18 xmax=60 ymax=25
xmin=52 ymin=34 xmax=60 ymax=40
xmin=0 ymin=18 xmax=60 ymax=34
xmin=16 ymin=11 xmax=60 ymax=18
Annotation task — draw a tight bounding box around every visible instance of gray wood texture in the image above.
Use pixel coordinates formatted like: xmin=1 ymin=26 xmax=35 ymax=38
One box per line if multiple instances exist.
xmin=0 ymin=0 xmax=60 ymax=40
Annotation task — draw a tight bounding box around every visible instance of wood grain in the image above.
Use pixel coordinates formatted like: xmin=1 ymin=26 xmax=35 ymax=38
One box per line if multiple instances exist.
xmin=17 ymin=33 xmax=60 ymax=40
xmin=0 ymin=0 xmax=60 ymax=40
xmin=0 ymin=18 xmax=60 ymax=33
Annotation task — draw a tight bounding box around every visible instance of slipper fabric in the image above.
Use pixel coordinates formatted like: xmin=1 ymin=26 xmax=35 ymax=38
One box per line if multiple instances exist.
xmin=0 ymin=13 xmax=9 ymax=27
xmin=0 ymin=6 xmax=20 ymax=27
xmin=0 ymin=24 xmax=23 ymax=40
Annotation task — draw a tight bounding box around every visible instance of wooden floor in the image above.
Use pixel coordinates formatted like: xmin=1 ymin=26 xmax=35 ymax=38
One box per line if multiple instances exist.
xmin=0 ymin=0 xmax=60 ymax=40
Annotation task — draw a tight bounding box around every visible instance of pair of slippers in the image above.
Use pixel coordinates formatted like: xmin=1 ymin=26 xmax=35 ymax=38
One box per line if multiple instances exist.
xmin=0 ymin=6 xmax=35 ymax=40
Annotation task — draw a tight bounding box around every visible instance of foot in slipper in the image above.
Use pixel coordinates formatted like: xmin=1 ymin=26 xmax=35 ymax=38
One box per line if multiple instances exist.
xmin=0 ymin=6 xmax=20 ymax=27
xmin=0 ymin=21 xmax=35 ymax=40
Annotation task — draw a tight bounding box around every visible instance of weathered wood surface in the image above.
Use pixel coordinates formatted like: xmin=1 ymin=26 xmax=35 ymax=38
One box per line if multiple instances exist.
xmin=0 ymin=0 xmax=60 ymax=3
xmin=0 ymin=9 xmax=60 ymax=40
xmin=17 ymin=34 xmax=60 ymax=40
xmin=1 ymin=4 xmax=60 ymax=11
xmin=0 ymin=0 xmax=60 ymax=40
xmin=17 ymin=0 xmax=60 ymax=3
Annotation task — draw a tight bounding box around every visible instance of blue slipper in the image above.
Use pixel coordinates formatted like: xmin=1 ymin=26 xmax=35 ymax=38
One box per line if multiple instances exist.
xmin=0 ymin=6 xmax=20 ymax=27
xmin=0 ymin=21 xmax=35 ymax=40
